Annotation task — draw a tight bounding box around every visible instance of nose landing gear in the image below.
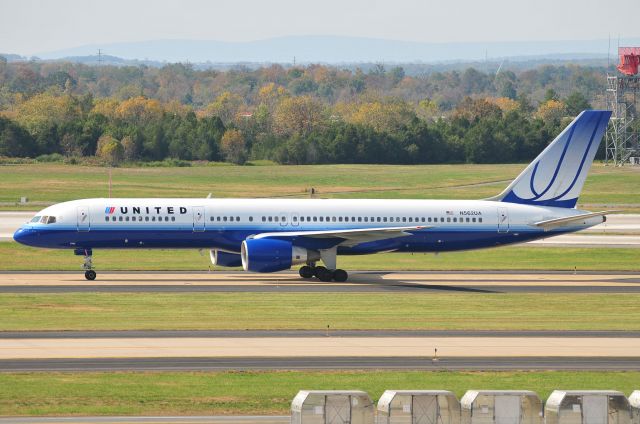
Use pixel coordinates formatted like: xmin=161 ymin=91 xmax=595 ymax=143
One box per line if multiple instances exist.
xmin=75 ymin=248 xmax=96 ymax=281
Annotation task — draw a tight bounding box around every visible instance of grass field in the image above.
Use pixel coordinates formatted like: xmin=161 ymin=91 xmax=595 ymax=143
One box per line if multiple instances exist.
xmin=1 ymin=162 xmax=639 ymax=208
xmin=0 ymin=370 xmax=637 ymax=416
xmin=2 ymin=292 xmax=639 ymax=331
xmin=1 ymin=242 xmax=639 ymax=271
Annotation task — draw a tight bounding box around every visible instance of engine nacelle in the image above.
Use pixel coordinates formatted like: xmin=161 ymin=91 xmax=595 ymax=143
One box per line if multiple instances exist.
xmin=241 ymin=238 xmax=319 ymax=273
xmin=209 ymin=249 xmax=243 ymax=267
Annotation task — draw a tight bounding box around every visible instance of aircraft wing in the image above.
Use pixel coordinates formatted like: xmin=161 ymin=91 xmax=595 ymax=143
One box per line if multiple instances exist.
xmin=250 ymin=225 xmax=430 ymax=247
xmin=531 ymin=211 xmax=617 ymax=230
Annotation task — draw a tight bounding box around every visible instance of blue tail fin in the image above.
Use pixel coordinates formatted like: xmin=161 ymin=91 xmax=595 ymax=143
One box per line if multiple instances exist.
xmin=490 ymin=110 xmax=611 ymax=208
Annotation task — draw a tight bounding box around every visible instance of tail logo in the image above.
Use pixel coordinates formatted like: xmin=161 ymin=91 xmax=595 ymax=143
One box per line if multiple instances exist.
xmin=498 ymin=110 xmax=611 ymax=208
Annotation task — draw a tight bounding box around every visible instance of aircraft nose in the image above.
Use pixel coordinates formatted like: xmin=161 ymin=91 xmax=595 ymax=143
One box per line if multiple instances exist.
xmin=13 ymin=227 xmax=34 ymax=246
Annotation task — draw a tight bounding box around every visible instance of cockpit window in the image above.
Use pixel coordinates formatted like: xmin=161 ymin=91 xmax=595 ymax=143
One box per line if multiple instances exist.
xmin=47 ymin=216 xmax=56 ymax=224
xmin=30 ymin=216 xmax=41 ymax=223
xmin=40 ymin=216 xmax=48 ymax=223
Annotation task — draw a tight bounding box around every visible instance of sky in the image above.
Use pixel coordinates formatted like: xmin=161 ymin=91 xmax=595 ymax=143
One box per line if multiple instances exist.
xmin=1 ymin=0 xmax=639 ymax=56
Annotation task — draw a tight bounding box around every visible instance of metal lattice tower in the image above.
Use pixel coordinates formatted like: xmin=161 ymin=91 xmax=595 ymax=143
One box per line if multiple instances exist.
xmin=605 ymin=75 xmax=640 ymax=165
xmin=605 ymin=47 xmax=640 ymax=166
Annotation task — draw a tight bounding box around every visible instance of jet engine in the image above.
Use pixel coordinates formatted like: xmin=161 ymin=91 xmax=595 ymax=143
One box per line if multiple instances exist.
xmin=209 ymin=249 xmax=243 ymax=267
xmin=241 ymin=238 xmax=320 ymax=273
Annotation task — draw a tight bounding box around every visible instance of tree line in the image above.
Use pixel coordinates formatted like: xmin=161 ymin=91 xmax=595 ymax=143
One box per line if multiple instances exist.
xmin=0 ymin=57 xmax=600 ymax=165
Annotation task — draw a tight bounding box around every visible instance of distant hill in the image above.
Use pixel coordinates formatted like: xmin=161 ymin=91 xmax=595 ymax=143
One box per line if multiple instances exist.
xmin=32 ymin=36 xmax=639 ymax=64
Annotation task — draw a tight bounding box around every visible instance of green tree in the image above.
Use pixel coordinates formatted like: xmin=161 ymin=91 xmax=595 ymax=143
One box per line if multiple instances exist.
xmin=564 ymin=92 xmax=591 ymax=116
xmin=220 ymin=129 xmax=247 ymax=165
xmin=96 ymin=134 xmax=124 ymax=166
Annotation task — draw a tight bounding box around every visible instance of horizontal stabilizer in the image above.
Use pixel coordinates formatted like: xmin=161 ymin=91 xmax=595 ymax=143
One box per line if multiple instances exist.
xmin=531 ymin=211 xmax=617 ymax=230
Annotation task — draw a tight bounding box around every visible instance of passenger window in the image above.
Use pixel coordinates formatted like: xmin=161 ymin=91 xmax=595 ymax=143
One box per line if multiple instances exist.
xmin=428 ymin=217 xmax=432 ymax=222
xmin=466 ymin=217 xmax=470 ymax=223
xmin=125 ymin=216 xmax=130 ymax=222
xmin=319 ymin=217 xmax=324 ymax=222
xmin=210 ymin=217 xmax=214 ymax=221
xmin=165 ymin=217 xmax=169 ymax=222
xmin=364 ymin=217 xmax=369 ymax=222
xmin=268 ymin=216 xmax=272 ymax=222
xmin=377 ymin=217 xmax=381 ymax=222
xmin=472 ymin=218 xmax=476 ymax=222
xmin=281 ymin=216 xmax=286 ymax=222
xmin=338 ymin=217 xmax=342 ymax=222
xmin=332 ymin=217 xmax=336 ymax=222
xmin=313 ymin=217 xmax=317 ymax=222
xmin=105 ymin=217 xmax=109 ymax=222
xmin=294 ymin=216 xmax=298 ymax=222
xmin=383 ymin=217 xmax=387 ymax=222
xmin=145 ymin=216 xmax=149 ymax=222
xmin=453 ymin=217 xmax=457 ymax=223
xmin=236 ymin=216 xmax=240 ymax=222
xmin=479 ymin=218 xmax=483 ymax=223
xmin=421 ymin=217 xmax=425 ymax=222
xmin=152 ymin=216 xmax=156 ymax=222
xmin=408 ymin=217 xmax=413 ymax=222
xmin=440 ymin=217 xmax=444 ymax=222
xmin=446 ymin=217 xmax=450 ymax=222
xmin=403 ymin=217 xmax=407 ymax=222
xmin=171 ymin=217 xmax=175 ymax=221
xmin=262 ymin=216 xmax=266 ymax=222
xmin=249 ymin=216 xmax=253 ymax=222
xmin=119 ymin=216 xmax=123 ymax=222
xmin=224 ymin=217 xmax=228 ymax=222
xmin=357 ymin=217 xmax=362 ymax=222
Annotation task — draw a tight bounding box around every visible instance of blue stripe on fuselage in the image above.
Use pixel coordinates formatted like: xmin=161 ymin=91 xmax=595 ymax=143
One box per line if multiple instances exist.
xmin=15 ymin=226 xmax=560 ymax=254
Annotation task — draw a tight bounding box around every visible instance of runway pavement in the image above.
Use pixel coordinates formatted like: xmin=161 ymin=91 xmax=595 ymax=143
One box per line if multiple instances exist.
xmin=2 ymin=336 xmax=640 ymax=359
xmin=1 ymin=271 xmax=639 ymax=293
xmin=2 ymin=212 xmax=640 ymax=246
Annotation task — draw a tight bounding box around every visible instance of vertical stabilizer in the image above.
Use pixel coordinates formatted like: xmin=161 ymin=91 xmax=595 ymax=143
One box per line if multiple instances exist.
xmin=490 ymin=110 xmax=611 ymax=208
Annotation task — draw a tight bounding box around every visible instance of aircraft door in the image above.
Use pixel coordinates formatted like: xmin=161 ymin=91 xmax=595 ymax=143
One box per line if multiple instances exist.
xmin=497 ymin=207 xmax=509 ymax=233
xmin=193 ymin=206 xmax=205 ymax=232
xmin=77 ymin=206 xmax=90 ymax=232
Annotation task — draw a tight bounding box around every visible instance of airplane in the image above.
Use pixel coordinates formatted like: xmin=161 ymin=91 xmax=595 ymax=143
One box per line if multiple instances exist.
xmin=14 ymin=110 xmax=613 ymax=282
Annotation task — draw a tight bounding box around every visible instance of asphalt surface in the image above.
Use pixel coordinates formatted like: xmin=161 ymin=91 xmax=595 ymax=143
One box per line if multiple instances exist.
xmin=1 ymin=356 xmax=638 ymax=371
xmin=1 ymin=270 xmax=639 ymax=293
xmin=2 ymin=330 xmax=640 ymax=338
xmin=0 ymin=417 xmax=289 ymax=424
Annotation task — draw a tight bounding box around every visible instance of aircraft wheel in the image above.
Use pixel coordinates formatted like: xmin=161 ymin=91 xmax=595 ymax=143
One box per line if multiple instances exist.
xmin=313 ymin=266 xmax=327 ymax=278
xmin=84 ymin=270 xmax=97 ymax=281
xmin=299 ymin=265 xmax=314 ymax=279
xmin=333 ymin=269 xmax=348 ymax=282
xmin=317 ymin=268 xmax=333 ymax=282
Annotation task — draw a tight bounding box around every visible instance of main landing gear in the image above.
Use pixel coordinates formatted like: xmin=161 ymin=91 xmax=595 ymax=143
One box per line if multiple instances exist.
xmin=75 ymin=248 xmax=96 ymax=281
xmin=299 ymin=265 xmax=348 ymax=282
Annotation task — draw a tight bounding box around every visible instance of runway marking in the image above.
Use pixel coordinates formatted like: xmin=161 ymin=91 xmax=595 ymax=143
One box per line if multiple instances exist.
xmin=1 ymin=337 xmax=640 ymax=359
